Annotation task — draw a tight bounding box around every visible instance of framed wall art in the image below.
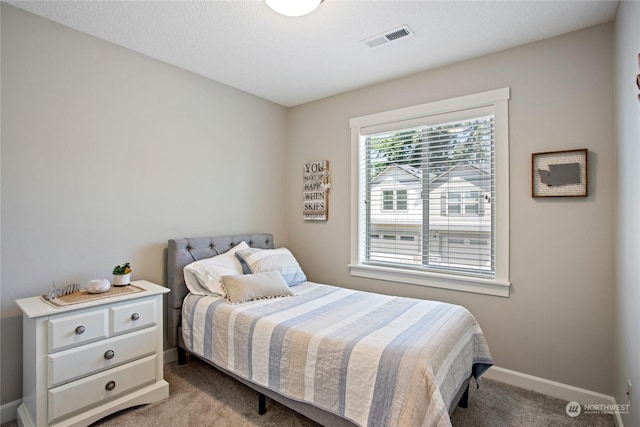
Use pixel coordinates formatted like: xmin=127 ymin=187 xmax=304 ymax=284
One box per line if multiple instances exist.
xmin=531 ymin=149 xmax=588 ymax=198
xmin=303 ymin=160 xmax=330 ymax=220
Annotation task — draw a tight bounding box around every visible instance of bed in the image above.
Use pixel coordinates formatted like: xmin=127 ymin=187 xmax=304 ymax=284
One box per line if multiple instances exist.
xmin=167 ymin=233 xmax=493 ymax=427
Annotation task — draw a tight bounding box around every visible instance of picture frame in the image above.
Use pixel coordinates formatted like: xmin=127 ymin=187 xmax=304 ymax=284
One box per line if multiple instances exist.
xmin=303 ymin=160 xmax=330 ymax=220
xmin=531 ymin=149 xmax=588 ymax=198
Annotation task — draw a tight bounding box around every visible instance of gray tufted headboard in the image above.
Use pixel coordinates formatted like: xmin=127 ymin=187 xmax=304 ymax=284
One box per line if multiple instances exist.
xmin=166 ymin=233 xmax=274 ymax=348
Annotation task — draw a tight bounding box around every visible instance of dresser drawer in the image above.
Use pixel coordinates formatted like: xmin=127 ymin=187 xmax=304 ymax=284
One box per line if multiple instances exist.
xmin=48 ymin=309 xmax=109 ymax=353
xmin=110 ymin=298 xmax=156 ymax=335
xmin=47 ymin=327 xmax=157 ymax=388
xmin=48 ymin=354 xmax=157 ymax=423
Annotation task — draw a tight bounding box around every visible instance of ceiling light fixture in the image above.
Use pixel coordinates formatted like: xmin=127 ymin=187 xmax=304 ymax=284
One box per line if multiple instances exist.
xmin=265 ymin=0 xmax=323 ymax=17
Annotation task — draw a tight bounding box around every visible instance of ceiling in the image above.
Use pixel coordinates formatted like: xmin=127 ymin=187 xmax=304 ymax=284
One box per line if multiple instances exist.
xmin=8 ymin=0 xmax=619 ymax=107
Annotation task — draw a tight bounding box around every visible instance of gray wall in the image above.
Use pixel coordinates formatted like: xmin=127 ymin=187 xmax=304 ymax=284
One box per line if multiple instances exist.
xmin=614 ymin=1 xmax=640 ymax=426
xmin=287 ymin=23 xmax=615 ymax=395
xmin=0 ymin=4 xmax=288 ymax=404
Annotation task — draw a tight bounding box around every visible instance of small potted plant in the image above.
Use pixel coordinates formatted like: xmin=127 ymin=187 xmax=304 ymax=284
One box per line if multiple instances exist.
xmin=112 ymin=262 xmax=132 ymax=286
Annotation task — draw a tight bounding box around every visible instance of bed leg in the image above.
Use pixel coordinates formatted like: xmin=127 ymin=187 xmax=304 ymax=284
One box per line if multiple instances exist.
xmin=177 ymin=346 xmax=187 ymax=365
xmin=458 ymin=384 xmax=470 ymax=409
xmin=258 ymin=393 xmax=266 ymax=415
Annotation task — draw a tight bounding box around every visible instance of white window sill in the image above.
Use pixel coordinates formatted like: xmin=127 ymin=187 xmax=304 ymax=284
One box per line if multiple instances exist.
xmin=348 ymin=263 xmax=510 ymax=297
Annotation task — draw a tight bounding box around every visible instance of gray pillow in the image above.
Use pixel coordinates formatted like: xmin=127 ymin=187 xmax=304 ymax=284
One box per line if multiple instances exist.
xmin=235 ymin=247 xmax=307 ymax=286
xmin=221 ymin=271 xmax=295 ymax=304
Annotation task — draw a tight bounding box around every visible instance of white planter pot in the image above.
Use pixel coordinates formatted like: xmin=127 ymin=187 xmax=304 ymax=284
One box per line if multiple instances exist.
xmin=113 ymin=273 xmax=130 ymax=286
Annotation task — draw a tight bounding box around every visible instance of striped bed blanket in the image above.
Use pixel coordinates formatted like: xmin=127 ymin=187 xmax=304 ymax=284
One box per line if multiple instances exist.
xmin=182 ymin=282 xmax=493 ymax=427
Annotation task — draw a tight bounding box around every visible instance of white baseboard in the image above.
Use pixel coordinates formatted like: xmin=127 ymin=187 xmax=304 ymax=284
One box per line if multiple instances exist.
xmin=1 ymin=399 xmax=21 ymax=425
xmin=484 ymin=366 xmax=623 ymax=427
xmin=164 ymin=347 xmax=178 ymax=364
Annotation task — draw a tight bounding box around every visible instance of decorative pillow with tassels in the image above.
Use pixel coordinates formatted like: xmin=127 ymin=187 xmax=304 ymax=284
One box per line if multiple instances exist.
xmin=221 ymin=271 xmax=295 ymax=304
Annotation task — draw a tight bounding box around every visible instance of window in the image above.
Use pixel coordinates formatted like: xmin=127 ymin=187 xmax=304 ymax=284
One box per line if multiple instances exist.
xmin=448 ymin=192 xmax=462 ymax=215
xmin=382 ymin=189 xmax=408 ymax=211
xmin=349 ymin=88 xmax=510 ymax=297
xmin=382 ymin=190 xmax=394 ymax=210
xmin=396 ymin=190 xmax=408 ymax=210
xmin=443 ymin=190 xmax=482 ymax=216
xmin=464 ymin=191 xmax=480 ymax=215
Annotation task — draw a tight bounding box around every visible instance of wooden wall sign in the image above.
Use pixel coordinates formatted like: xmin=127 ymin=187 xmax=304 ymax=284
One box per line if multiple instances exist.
xmin=303 ymin=160 xmax=330 ymax=221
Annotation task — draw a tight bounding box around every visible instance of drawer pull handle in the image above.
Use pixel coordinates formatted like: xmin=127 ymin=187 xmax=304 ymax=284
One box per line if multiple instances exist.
xmin=104 ymin=350 xmax=115 ymax=360
xmin=75 ymin=325 xmax=86 ymax=335
xmin=131 ymin=313 xmax=140 ymax=321
xmin=105 ymin=380 xmax=116 ymax=391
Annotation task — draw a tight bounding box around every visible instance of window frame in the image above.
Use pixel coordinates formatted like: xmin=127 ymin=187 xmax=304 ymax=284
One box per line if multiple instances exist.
xmin=349 ymin=88 xmax=511 ymax=297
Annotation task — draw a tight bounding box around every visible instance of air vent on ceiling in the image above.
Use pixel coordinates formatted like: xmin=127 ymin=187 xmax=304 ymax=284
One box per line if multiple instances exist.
xmin=362 ymin=25 xmax=414 ymax=48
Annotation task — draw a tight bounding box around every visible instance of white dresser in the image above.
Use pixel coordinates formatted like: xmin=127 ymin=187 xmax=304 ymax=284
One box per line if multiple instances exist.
xmin=15 ymin=280 xmax=170 ymax=427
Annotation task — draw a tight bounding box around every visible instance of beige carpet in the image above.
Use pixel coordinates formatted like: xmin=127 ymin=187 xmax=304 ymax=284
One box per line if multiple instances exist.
xmin=3 ymin=357 xmax=616 ymax=427
xmin=93 ymin=357 xmax=615 ymax=427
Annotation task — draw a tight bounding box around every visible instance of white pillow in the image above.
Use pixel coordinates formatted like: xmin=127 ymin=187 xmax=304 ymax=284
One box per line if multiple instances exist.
xmin=183 ymin=268 xmax=209 ymax=296
xmin=235 ymin=247 xmax=307 ymax=286
xmin=184 ymin=241 xmax=249 ymax=296
xmin=221 ymin=271 xmax=295 ymax=304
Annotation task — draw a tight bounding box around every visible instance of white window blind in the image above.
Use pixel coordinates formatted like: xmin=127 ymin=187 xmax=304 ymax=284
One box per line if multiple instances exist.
xmin=362 ymin=113 xmax=495 ymax=277
xmin=349 ymin=88 xmax=510 ymax=297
